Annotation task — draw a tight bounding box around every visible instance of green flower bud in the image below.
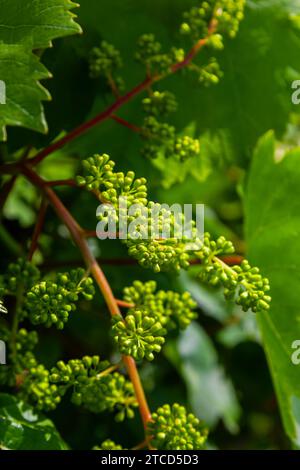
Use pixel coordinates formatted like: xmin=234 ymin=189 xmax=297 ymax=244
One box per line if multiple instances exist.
xmin=147 ymin=403 xmax=208 ymax=450
xmin=112 ymin=309 xmax=167 ymax=361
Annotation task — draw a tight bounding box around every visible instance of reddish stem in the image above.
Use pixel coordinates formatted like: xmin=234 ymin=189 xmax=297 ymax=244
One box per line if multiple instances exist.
xmin=110 ymin=115 xmax=143 ymax=134
xmin=116 ymin=299 xmax=135 ymax=309
xmin=0 ymin=175 xmax=17 ymax=211
xmin=24 ymin=18 xmax=217 ymax=168
xmin=171 ymin=19 xmax=217 ymax=73
xmin=45 ymin=179 xmax=77 ymax=187
xmin=22 ymin=165 xmax=152 ymax=432
xmin=0 ymin=145 xmax=32 ymax=210
xmin=28 ymin=198 xmax=48 ymax=261
xmin=40 ymin=254 xmax=243 ymax=271
xmin=0 ymin=18 xmax=218 ymax=178
xmin=83 ymin=229 xmax=120 ymax=239
xmin=191 ymin=255 xmax=244 ymax=266
xmin=28 ymin=77 xmax=153 ymax=167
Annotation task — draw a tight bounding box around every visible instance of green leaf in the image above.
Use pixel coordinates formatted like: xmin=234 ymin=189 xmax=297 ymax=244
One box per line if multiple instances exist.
xmin=0 ymin=0 xmax=81 ymax=48
xmin=151 ymin=123 xmax=210 ymax=189
xmin=0 ymin=0 xmax=81 ymax=140
xmin=217 ymin=313 xmax=260 ymax=348
xmin=245 ymin=131 xmax=300 ymax=445
xmin=0 ymin=45 xmax=51 ymax=140
xmin=0 ymin=393 xmax=68 ymax=450
xmin=179 ymin=272 xmax=260 ymax=348
xmin=164 ymin=322 xmax=241 ymax=433
xmin=4 ymin=175 xmax=39 ymax=227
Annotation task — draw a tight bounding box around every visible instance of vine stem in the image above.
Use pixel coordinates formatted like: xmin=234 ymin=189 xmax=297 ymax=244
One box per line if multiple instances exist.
xmin=45 ymin=178 xmax=77 ymax=187
xmin=115 ymin=299 xmax=135 ymax=309
xmin=40 ymin=254 xmax=243 ymax=270
xmin=171 ymin=19 xmax=218 ymax=73
xmin=110 ymin=115 xmax=143 ymax=134
xmin=0 ymin=145 xmax=32 ymax=210
xmin=23 ymin=18 xmax=217 ymax=168
xmin=28 ymin=198 xmax=48 ymax=261
xmin=28 ymin=77 xmax=153 ymax=167
xmin=0 ymin=17 xmax=218 ymax=177
xmin=0 ymin=175 xmax=17 ymax=211
xmin=11 ymin=284 xmax=24 ymax=361
xmin=21 ymin=165 xmax=152 ymax=433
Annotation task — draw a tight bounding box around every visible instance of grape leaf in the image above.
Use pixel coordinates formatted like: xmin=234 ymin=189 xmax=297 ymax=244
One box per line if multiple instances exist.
xmin=164 ymin=322 xmax=241 ymax=433
xmin=0 ymin=45 xmax=51 ymax=140
xmin=0 ymin=393 xmax=68 ymax=450
xmin=0 ymin=0 xmax=81 ymax=140
xmin=245 ymin=131 xmax=300 ymax=445
xmin=0 ymin=0 xmax=81 ymax=48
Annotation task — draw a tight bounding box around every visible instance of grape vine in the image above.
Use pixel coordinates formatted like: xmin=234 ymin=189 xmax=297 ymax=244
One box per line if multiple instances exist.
xmin=0 ymin=0 xmax=270 ymax=451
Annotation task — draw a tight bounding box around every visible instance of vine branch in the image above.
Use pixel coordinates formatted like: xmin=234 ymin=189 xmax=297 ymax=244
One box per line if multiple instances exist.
xmin=13 ymin=18 xmax=217 ymax=170
xmin=28 ymin=198 xmax=48 ymax=261
xmin=21 ymin=165 xmax=152 ymax=435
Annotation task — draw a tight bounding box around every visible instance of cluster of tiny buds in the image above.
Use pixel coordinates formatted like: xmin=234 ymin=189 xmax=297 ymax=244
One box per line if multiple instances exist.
xmin=15 ymin=328 xmax=38 ymax=352
xmin=122 ymin=280 xmax=198 ymax=330
xmin=49 ymin=355 xmax=109 ymax=385
xmin=93 ymin=440 xmax=125 ymax=450
xmin=195 ymin=233 xmax=271 ymax=312
xmin=95 ymin=403 xmax=208 ymax=450
xmin=0 ymin=325 xmax=38 ymax=388
xmin=25 ymin=268 xmax=95 ymax=329
xmin=76 ymin=154 xmax=115 ymax=191
xmin=48 ymin=356 xmax=137 ymax=420
xmin=142 ymin=91 xmax=177 ymax=117
xmin=77 ymin=154 xmax=194 ymax=273
xmin=215 ymin=0 xmax=246 ymax=39
xmin=180 ymin=0 xmax=245 ymax=40
xmin=147 ymin=403 xmax=208 ymax=450
xmin=195 ymin=57 xmax=223 ymax=85
xmin=112 ymin=309 xmax=166 ymax=361
xmin=180 ymin=1 xmax=245 ymax=85
xmin=89 ymin=41 xmax=122 ymax=79
xmin=135 ymin=34 xmax=184 ymax=76
xmin=77 ymin=154 xmax=148 ymax=207
xmin=112 ymin=280 xmax=199 ymax=362
xmin=172 ymin=136 xmax=200 ymax=161
xmin=135 ymin=34 xmax=161 ymax=64
xmin=141 ymin=96 xmax=200 ymax=162
xmin=77 ymin=155 xmax=271 ymax=311
xmin=180 ymin=1 xmax=215 ymax=38
xmin=127 ymin=237 xmax=191 ymax=273
xmin=21 ymin=363 xmax=61 ymax=411
xmin=0 ymin=258 xmax=40 ymax=295
xmin=73 ymin=371 xmax=138 ymax=421
xmin=141 ymin=116 xmax=200 ymax=162
xmin=232 ymin=260 xmax=271 ymax=312
xmin=14 ymin=353 xmax=137 ymax=419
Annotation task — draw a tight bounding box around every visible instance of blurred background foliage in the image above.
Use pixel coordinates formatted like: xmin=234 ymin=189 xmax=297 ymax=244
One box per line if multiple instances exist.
xmin=1 ymin=0 xmax=300 ymax=449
